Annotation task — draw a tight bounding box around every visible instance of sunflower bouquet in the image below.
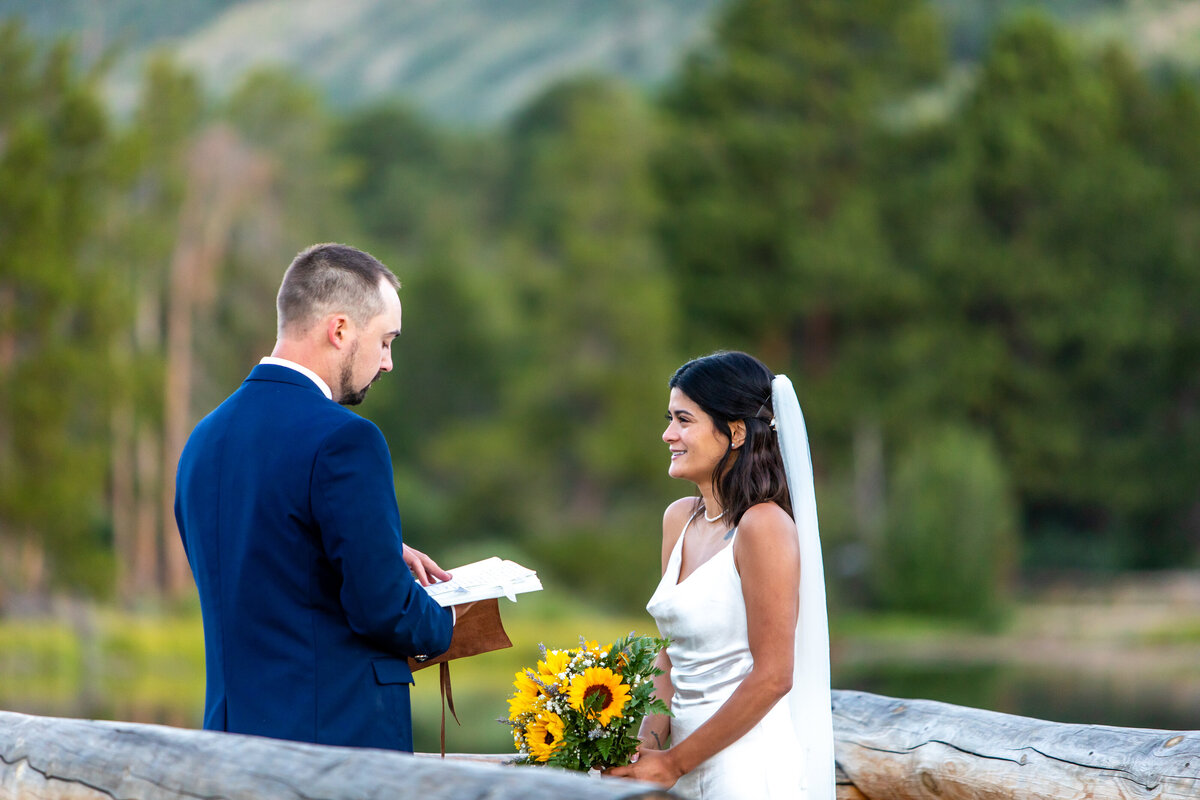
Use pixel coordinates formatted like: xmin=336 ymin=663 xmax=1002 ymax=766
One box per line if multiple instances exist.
xmin=503 ymin=632 xmax=670 ymax=771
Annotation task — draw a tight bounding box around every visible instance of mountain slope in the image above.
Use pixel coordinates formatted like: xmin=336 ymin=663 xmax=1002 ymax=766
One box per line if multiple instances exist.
xmin=2 ymin=0 xmax=725 ymax=126
xmin=2 ymin=0 xmax=1197 ymax=127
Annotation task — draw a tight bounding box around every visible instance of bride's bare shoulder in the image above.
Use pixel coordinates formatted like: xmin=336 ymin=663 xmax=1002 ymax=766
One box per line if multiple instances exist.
xmin=663 ymin=497 xmax=700 ymax=537
xmin=658 ymin=497 xmax=699 ymax=568
xmin=735 ymin=502 xmax=800 ymax=575
xmin=740 ymin=501 xmax=796 ymax=527
xmin=738 ymin=502 xmax=799 ymax=544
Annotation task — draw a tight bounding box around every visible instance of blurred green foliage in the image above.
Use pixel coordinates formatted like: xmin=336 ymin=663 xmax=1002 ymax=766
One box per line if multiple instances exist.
xmin=871 ymin=425 xmax=1018 ymax=625
xmin=2 ymin=0 xmax=1200 ymax=624
xmin=0 ymin=21 xmax=118 ymax=595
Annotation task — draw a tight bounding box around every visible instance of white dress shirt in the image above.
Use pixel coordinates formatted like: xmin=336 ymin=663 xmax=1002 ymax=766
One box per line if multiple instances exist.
xmin=259 ymin=356 xmax=333 ymax=399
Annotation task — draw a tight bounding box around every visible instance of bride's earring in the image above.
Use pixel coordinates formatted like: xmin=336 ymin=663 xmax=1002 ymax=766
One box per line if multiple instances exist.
xmin=729 ymin=420 xmax=746 ymax=450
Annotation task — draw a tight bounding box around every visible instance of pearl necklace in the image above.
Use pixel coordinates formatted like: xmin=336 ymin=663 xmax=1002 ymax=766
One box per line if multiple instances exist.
xmin=703 ymin=507 xmax=725 ymax=523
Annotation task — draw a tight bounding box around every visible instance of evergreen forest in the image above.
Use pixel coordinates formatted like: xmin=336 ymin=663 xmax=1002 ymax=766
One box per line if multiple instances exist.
xmin=3 ymin=0 xmax=1200 ymax=625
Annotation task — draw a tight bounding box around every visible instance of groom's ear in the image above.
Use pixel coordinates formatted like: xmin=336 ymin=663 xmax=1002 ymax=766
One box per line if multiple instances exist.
xmin=326 ymin=313 xmax=352 ymax=349
xmin=729 ymin=420 xmax=746 ymax=450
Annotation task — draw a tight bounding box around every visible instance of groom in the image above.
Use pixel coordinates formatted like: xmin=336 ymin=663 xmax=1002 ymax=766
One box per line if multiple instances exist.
xmin=175 ymin=243 xmax=464 ymax=751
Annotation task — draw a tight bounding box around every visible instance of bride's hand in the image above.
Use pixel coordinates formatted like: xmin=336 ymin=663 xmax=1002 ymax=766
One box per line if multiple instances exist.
xmin=604 ymin=748 xmax=682 ymax=788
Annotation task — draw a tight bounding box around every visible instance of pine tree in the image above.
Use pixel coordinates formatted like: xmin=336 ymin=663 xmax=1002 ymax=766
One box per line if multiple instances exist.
xmin=0 ymin=22 xmax=117 ymax=601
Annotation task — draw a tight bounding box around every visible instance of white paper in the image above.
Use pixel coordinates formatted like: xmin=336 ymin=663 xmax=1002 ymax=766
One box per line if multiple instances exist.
xmin=422 ymin=556 xmax=542 ymax=607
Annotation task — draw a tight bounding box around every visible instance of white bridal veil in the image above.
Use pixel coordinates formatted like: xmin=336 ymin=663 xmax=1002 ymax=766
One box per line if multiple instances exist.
xmin=772 ymin=374 xmax=835 ymax=800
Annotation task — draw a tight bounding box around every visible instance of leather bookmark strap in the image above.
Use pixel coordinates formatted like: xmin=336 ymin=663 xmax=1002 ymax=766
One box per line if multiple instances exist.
xmin=438 ymin=661 xmax=459 ymax=757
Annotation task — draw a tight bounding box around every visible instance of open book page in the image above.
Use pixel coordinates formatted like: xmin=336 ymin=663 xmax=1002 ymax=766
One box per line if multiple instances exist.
xmin=423 ymin=556 xmax=542 ymax=607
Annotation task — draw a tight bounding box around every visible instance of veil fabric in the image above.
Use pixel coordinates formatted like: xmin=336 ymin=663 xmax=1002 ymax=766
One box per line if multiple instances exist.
xmin=772 ymin=374 xmax=834 ymax=800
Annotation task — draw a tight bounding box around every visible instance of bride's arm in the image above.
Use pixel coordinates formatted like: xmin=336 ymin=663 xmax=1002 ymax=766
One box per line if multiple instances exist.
xmin=636 ymin=648 xmax=674 ymax=750
xmin=609 ymin=502 xmax=800 ymax=787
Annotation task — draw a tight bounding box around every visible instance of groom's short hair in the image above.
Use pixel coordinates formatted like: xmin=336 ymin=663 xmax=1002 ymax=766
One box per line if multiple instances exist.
xmin=276 ymin=243 xmax=400 ymax=337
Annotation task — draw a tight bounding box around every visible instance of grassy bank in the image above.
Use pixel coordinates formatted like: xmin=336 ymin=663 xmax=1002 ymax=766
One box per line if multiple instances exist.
xmin=0 ymin=603 xmax=205 ymax=726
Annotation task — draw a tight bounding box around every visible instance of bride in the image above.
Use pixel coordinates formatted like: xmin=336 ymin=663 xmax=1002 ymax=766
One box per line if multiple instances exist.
xmin=607 ymin=351 xmax=833 ymax=799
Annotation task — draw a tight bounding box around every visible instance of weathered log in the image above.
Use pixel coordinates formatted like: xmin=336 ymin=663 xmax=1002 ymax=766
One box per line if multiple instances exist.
xmin=0 ymin=710 xmax=675 ymax=800
xmin=417 ymin=752 xmax=869 ymax=799
xmin=6 ymin=691 xmax=1197 ymax=799
xmin=833 ymin=689 xmax=1200 ymax=800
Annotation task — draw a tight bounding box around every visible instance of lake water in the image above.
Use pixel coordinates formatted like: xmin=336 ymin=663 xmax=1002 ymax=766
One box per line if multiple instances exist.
xmin=841 ymin=663 xmax=1200 ymax=732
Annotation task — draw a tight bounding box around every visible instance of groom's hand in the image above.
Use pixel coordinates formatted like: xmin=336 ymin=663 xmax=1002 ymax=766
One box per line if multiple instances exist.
xmin=403 ymin=543 xmax=452 ymax=586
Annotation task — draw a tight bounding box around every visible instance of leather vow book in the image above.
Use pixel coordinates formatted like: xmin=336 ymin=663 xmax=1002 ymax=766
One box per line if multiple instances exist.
xmin=408 ymin=598 xmax=513 ymax=756
xmin=408 ymin=597 xmax=513 ymax=671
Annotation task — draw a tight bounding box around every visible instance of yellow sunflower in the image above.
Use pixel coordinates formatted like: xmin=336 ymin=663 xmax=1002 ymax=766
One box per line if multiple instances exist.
xmin=508 ymin=668 xmax=544 ymax=720
xmin=568 ymin=666 xmax=631 ymax=726
xmin=537 ymin=649 xmax=572 ymax=691
xmin=581 ymin=639 xmax=612 ymax=659
xmin=526 ymin=711 xmax=566 ymax=762
xmin=507 ymin=694 xmax=536 ymax=720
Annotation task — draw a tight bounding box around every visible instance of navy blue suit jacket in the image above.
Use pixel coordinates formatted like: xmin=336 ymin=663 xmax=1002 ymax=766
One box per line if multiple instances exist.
xmin=174 ymin=364 xmax=453 ymax=751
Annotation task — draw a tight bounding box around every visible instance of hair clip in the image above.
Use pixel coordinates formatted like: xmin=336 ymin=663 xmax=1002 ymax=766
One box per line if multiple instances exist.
xmin=753 ymin=401 xmax=777 ymax=432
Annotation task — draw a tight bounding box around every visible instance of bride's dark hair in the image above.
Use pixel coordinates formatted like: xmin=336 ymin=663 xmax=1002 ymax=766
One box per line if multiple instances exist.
xmin=669 ymin=351 xmax=792 ymax=526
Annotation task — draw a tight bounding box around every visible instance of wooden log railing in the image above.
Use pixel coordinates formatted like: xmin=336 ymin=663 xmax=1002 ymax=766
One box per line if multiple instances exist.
xmin=0 ymin=711 xmax=674 ymax=800
xmin=3 ymin=690 xmax=1199 ymax=799
xmin=832 ymin=690 xmax=1200 ymax=800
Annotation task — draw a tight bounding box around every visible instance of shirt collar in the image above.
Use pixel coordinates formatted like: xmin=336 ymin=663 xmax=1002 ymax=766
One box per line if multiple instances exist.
xmin=259 ymin=356 xmax=333 ymax=400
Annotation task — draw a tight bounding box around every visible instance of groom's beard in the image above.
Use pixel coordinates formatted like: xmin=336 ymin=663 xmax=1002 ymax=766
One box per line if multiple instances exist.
xmin=338 ymin=379 xmax=374 ymax=406
xmin=337 ymin=342 xmax=380 ymax=406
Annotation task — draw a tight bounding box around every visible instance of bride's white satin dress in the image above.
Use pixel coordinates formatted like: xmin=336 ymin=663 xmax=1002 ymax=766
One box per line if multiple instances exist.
xmin=646 ymin=519 xmax=804 ymax=799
